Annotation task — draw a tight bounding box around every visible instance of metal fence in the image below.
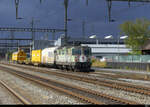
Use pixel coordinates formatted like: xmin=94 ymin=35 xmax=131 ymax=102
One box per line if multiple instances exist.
xmin=105 ymin=55 xmax=150 ymax=63
xmin=105 ymin=55 xmax=150 ymax=71
xmin=106 ymin=62 xmax=150 ymax=71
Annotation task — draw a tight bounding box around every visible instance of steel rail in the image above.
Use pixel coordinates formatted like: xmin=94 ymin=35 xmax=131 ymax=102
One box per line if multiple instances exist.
xmin=4 ymin=63 xmax=150 ymax=97
xmin=89 ymin=71 xmax=148 ymax=81
xmin=0 ymin=80 xmax=32 ymax=105
xmin=0 ymin=65 xmax=104 ymax=104
xmin=0 ymin=64 xmax=138 ymax=104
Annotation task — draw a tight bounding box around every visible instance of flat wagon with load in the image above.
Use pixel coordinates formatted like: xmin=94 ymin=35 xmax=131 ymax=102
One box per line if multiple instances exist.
xmin=12 ymin=49 xmax=26 ymax=64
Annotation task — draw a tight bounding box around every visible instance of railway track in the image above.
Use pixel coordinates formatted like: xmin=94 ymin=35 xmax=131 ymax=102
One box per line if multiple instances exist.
xmin=0 ymin=80 xmax=32 ymax=105
xmin=90 ymin=71 xmax=150 ymax=81
xmin=2 ymin=63 xmax=150 ymax=97
xmin=0 ymin=64 xmax=138 ymax=105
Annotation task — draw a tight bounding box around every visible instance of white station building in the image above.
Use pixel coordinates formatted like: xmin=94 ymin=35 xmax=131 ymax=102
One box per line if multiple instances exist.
xmin=54 ymin=36 xmax=131 ymax=58
xmin=81 ymin=44 xmax=131 ymax=57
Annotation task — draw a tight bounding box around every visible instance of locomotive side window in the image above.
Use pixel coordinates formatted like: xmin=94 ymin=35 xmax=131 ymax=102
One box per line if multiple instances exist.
xmin=62 ymin=50 xmax=64 ymax=55
xmin=72 ymin=49 xmax=75 ymax=55
xmin=72 ymin=48 xmax=81 ymax=55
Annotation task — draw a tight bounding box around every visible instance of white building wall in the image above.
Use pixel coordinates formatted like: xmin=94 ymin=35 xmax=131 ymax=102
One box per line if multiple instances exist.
xmin=54 ymin=36 xmax=132 ymax=57
xmin=81 ymin=44 xmax=131 ymax=56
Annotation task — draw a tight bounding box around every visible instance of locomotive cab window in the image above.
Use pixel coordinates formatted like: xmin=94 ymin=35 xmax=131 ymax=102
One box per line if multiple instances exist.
xmin=83 ymin=48 xmax=91 ymax=55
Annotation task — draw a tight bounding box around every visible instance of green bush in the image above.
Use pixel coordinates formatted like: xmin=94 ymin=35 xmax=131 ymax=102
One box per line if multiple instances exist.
xmin=91 ymin=58 xmax=106 ymax=68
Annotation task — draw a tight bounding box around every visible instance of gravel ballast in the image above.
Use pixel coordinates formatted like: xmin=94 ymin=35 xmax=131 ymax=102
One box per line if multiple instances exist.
xmin=0 ymin=83 xmax=22 ymax=104
xmin=0 ymin=69 xmax=84 ymax=104
xmin=1 ymin=64 xmax=150 ymax=104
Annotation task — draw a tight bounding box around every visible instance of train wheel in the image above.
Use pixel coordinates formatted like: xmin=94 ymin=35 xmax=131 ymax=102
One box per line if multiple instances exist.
xmin=57 ymin=65 xmax=61 ymax=69
xmin=60 ymin=66 xmax=64 ymax=70
xmin=71 ymin=66 xmax=75 ymax=72
xmin=70 ymin=66 xmax=72 ymax=71
xmin=74 ymin=68 xmax=78 ymax=72
xmin=68 ymin=66 xmax=72 ymax=71
xmin=66 ymin=66 xmax=69 ymax=71
xmin=54 ymin=65 xmax=58 ymax=69
xmin=86 ymin=69 xmax=90 ymax=72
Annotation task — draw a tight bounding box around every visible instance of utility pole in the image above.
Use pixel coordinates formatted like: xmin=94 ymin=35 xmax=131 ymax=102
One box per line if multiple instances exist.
xmin=44 ymin=33 xmax=49 ymax=40
xmin=64 ymin=0 xmax=68 ymax=46
xmin=30 ymin=18 xmax=40 ymax=50
xmin=17 ymin=40 xmax=19 ymax=51
xmin=86 ymin=0 xmax=88 ymax=6
xmin=40 ymin=0 xmax=42 ymax=4
xmin=15 ymin=0 xmax=18 ymax=19
xmin=52 ymin=31 xmax=55 ymax=40
xmin=15 ymin=0 xmax=19 ymax=19
xmin=107 ymin=0 xmax=112 ymax=22
xmin=128 ymin=0 xmax=131 ymax=7
xmin=91 ymin=23 xmax=94 ymax=34
xmin=15 ymin=0 xmax=23 ymax=19
xmin=31 ymin=18 xmax=35 ymax=50
xmin=82 ymin=20 xmax=85 ymax=38
xmin=30 ymin=18 xmax=35 ymax=57
xmin=10 ymin=31 xmax=14 ymax=52
xmin=107 ymin=0 xmax=115 ymax=22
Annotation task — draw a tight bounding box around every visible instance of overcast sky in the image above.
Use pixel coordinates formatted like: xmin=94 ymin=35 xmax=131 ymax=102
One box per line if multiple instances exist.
xmin=0 ymin=0 xmax=150 ymax=40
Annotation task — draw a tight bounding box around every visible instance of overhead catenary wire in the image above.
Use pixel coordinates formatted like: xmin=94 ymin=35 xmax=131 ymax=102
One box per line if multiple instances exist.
xmin=106 ymin=0 xmax=150 ymax=22
xmin=111 ymin=2 xmax=149 ymax=16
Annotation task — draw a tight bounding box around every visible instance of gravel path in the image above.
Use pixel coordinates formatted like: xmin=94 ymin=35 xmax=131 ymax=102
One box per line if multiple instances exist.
xmin=1 ymin=64 xmax=150 ymax=104
xmin=0 ymin=69 xmax=84 ymax=104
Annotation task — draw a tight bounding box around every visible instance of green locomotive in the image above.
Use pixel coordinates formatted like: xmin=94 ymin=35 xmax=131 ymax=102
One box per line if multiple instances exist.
xmin=55 ymin=46 xmax=92 ymax=72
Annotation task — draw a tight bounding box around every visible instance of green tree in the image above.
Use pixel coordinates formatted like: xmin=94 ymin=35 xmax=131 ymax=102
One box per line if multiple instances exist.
xmin=120 ymin=18 xmax=150 ymax=54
